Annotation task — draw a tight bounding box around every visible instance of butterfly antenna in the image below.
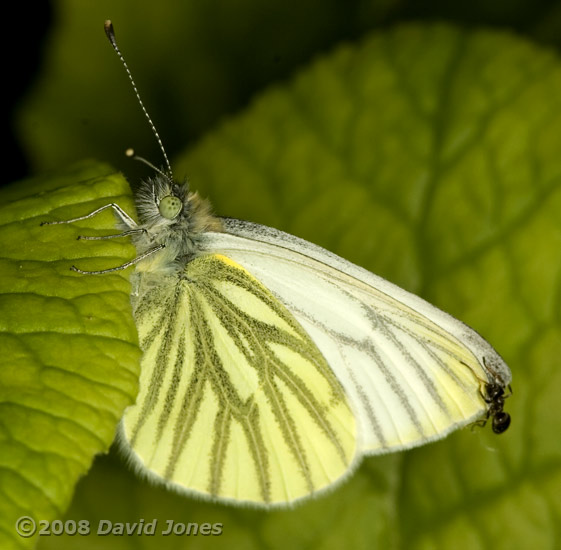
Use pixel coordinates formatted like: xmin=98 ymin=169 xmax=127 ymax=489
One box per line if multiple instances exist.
xmin=104 ymin=20 xmax=174 ymax=181
xmin=125 ymin=148 xmax=170 ymax=179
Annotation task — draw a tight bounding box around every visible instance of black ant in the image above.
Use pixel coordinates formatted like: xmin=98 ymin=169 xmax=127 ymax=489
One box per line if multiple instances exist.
xmin=478 ymin=382 xmax=512 ymax=434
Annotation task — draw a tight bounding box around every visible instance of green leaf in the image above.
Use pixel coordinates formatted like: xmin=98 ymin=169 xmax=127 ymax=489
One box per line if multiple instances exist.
xmin=0 ymin=161 xmax=140 ymax=550
xmin=15 ymin=21 xmax=561 ymax=550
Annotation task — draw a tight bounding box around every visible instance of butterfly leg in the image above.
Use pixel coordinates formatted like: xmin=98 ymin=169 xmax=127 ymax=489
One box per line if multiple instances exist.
xmin=55 ymin=204 xmax=147 ymax=240
xmin=41 ymin=203 xmax=138 ymax=230
xmin=70 ymin=244 xmax=165 ymax=275
xmin=41 ymin=202 xmax=164 ymax=275
xmin=77 ymin=228 xmax=146 ymax=241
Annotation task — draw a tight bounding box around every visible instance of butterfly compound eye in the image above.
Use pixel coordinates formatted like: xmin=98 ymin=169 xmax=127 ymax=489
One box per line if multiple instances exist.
xmin=159 ymin=195 xmax=183 ymax=219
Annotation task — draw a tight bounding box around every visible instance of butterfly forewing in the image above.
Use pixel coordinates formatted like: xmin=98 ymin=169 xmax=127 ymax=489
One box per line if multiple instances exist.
xmin=200 ymin=220 xmax=510 ymax=453
xmin=121 ymin=253 xmax=357 ymax=506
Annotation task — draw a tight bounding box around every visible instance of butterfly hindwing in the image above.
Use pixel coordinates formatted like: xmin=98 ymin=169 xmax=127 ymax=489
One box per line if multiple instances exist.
xmin=120 ymin=252 xmax=357 ymax=506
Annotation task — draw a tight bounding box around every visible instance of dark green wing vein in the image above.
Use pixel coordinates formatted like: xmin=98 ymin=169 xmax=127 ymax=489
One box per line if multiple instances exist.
xmin=209 ymin=404 xmax=231 ymax=497
xmin=265 ymin=353 xmax=349 ymax=464
xmin=381 ymin=311 xmax=476 ymax=391
xmin=237 ymin=406 xmax=271 ymax=503
xmin=130 ymin=279 xmax=185 ymax=445
xmin=380 ymin=313 xmax=477 ymax=417
xmin=163 ymin=291 xmax=210 ymax=480
xmin=156 ymin=333 xmax=186 ymax=442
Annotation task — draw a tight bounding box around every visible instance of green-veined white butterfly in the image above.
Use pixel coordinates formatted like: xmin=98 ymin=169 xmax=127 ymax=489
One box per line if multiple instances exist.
xmin=43 ymin=20 xmax=512 ymax=508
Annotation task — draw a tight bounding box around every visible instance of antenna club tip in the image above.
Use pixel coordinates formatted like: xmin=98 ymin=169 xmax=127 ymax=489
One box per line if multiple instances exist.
xmin=125 ymin=148 xmax=135 ymax=158
xmin=104 ymin=20 xmax=115 ymax=41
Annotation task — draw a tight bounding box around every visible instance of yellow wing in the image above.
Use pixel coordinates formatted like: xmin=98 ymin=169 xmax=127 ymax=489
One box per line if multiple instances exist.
xmin=119 ymin=253 xmax=357 ymax=506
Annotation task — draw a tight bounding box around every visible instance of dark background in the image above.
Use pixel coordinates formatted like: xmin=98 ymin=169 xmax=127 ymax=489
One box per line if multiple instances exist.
xmin=6 ymin=0 xmax=561 ymax=184
xmin=4 ymin=3 xmax=52 ymax=183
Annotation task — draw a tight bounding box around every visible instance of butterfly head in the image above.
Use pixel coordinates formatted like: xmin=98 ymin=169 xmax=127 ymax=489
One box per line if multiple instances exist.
xmin=135 ymin=174 xmax=189 ymax=226
xmin=134 ymin=173 xmax=222 ymax=250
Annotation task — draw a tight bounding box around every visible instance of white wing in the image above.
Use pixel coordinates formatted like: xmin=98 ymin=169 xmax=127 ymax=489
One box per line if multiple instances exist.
xmin=199 ymin=218 xmax=512 ymax=454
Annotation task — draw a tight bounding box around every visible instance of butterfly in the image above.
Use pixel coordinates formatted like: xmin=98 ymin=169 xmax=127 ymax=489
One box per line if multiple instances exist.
xmin=43 ymin=20 xmax=512 ymax=508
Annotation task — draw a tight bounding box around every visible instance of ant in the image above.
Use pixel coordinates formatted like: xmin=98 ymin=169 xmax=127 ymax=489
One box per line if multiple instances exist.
xmin=477 ymin=382 xmax=512 ymax=434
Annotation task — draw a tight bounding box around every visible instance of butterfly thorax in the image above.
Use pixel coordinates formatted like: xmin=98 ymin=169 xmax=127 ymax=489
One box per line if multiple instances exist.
xmin=131 ymin=175 xmax=223 ymax=274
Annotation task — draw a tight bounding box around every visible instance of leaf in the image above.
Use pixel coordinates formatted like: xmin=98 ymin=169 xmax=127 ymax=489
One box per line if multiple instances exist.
xmin=0 ymin=161 xmax=140 ymax=550
xmin=20 ymin=21 xmax=561 ymax=550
